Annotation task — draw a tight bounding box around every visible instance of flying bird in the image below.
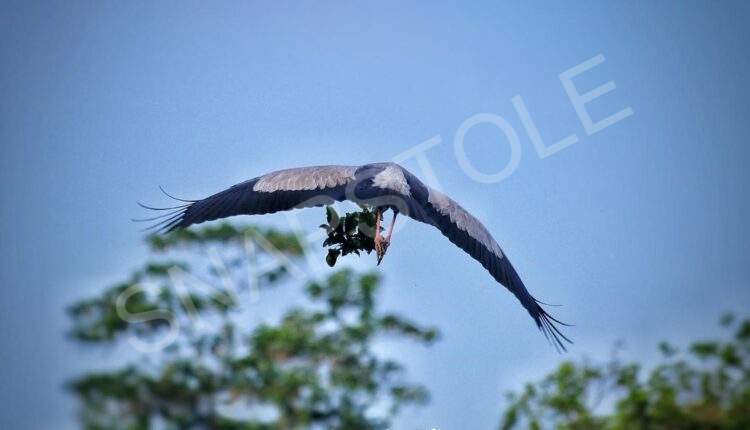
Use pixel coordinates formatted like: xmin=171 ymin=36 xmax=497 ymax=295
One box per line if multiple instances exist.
xmin=139 ymin=162 xmax=571 ymax=350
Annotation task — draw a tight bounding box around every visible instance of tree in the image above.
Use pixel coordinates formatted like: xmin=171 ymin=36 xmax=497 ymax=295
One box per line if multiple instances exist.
xmin=499 ymin=314 xmax=750 ymax=430
xmin=66 ymin=222 xmax=439 ymax=429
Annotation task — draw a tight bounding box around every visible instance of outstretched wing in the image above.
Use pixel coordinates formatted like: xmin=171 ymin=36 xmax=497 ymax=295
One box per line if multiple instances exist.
xmin=401 ymin=170 xmax=572 ymax=351
xmin=140 ymin=165 xmax=357 ymax=233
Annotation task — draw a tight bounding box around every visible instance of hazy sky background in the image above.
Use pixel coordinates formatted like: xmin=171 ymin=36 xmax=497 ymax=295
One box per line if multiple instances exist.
xmin=2 ymin=1 xmax=750 ymax=428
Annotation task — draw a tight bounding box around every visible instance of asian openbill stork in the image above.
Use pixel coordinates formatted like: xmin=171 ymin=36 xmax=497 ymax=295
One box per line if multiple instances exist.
xmin=139 ymin=162 xmax=571 ymax=350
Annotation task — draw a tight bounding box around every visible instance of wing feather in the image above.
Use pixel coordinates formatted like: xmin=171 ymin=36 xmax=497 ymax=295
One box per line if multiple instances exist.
xmin=147 ymin=165 xmax=356 ymax=233
xmin=401 ymin=170 xmax=571 ymax=351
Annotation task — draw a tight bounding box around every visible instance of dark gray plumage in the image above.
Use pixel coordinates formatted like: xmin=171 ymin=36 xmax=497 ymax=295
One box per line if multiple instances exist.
xmin=140 ymin=162 xmax=571 ymax=350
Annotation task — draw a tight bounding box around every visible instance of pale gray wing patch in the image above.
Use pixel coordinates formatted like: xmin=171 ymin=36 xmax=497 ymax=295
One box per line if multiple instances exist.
xmin=427 ymin=188 xmax=504 ymax=258
xmin=371 ymin=164 xmax=411 ymax=196
xmin=252 ymin=165 xmax=356 ymax=192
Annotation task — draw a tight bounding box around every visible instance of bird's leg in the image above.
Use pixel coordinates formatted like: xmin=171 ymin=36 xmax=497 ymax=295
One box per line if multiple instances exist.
xmin=374 ymin=209 xmax=389 ymax=265
xmin=374 ymin=208 xmax=382 ymax=241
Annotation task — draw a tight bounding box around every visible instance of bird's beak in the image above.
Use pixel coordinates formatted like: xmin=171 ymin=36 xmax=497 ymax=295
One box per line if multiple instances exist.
xmin=376 ymin=240 xmax=389 ymax=265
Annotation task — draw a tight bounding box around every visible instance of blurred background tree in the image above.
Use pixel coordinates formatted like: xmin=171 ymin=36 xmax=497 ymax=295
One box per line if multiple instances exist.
xmin=67 ymin=218 xmax=750 ymax=430
xmin=499 ymin=314 xmax=750 ymax=430
xmin=66 ymin=223 xmax=439 ymax=430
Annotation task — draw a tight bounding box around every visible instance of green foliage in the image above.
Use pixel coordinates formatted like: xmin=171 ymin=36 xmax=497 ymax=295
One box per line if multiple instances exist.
xmin=500 ymin=315 xmax=750 ymax=430
xmin=319 ymin=206 xmax=381 ymax=267
xmin=67 ymin=222 xmax=438 ymax=429
xmin=147 ymin=223 xmax=305 ymax=256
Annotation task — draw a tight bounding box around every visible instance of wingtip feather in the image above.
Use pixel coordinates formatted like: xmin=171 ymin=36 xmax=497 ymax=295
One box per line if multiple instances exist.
xmin=534 ymin=303 xmax=573 ymax=353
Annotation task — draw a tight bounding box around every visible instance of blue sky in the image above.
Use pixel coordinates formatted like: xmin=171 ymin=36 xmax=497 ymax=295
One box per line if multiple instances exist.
xmin=2 ymin=1 xmax=750 ymax=428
